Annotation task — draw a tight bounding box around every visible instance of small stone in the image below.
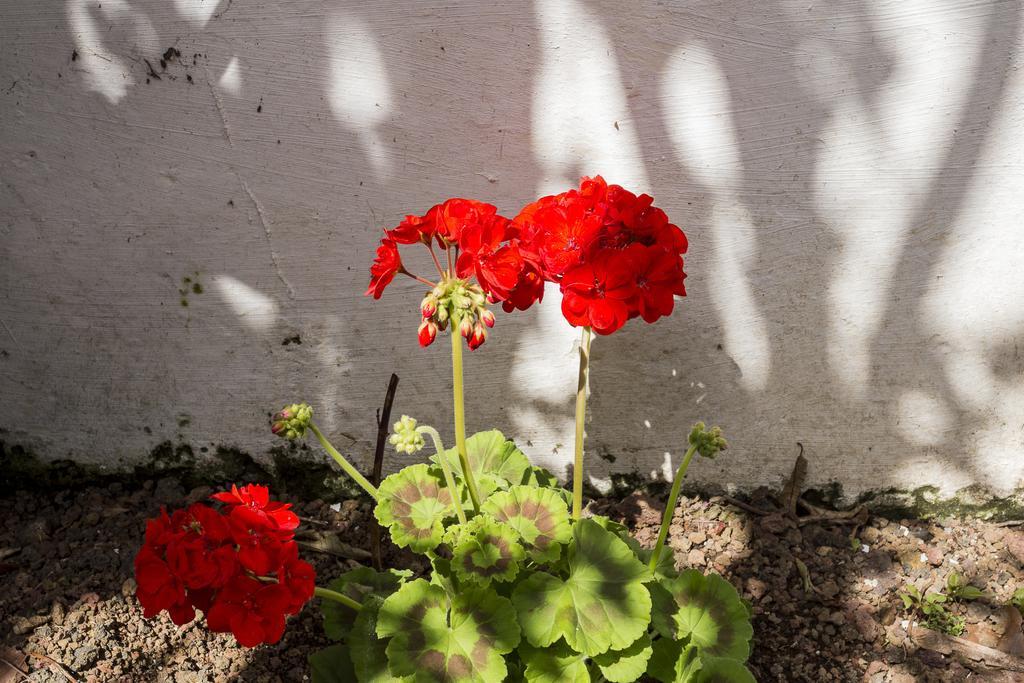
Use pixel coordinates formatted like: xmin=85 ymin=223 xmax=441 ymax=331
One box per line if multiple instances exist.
xmin=686 ymin=548 xmax=706 ymax=567
xmin=923 ymin=545 xmax=943 ymax=566
xmin=50 ymin=601 xmax=65 ymax=626
xmin=745 ymin=577 xmax=768 ymax=601
xmin=861 ymin=527 xmax=881 ymax=544
xmin=687 ymin=530 xmax=707 ymax=545
xmin=82 ymin=511 xmax=100 ymax=526
xmin=122 ymin=578 xmax=138 ymax=598
xmin=13 ymin=613 xmax=50 ymax=635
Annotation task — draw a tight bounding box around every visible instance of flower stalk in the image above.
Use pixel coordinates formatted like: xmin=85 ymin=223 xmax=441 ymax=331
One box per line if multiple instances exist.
xmin=309 ymin=422 xmax=379 ymax=500
xmin=648 ymin=442 xmax=698 ymax=571
xmin=571 ymin=326 xmax=592 ymax=520
xmin=313 ymin=586 xmax=362 ymax=612
xmin=416 ymin=424 xmax=468 ymax=524
xmin=450 ymin=321 xmax=482 ymax=512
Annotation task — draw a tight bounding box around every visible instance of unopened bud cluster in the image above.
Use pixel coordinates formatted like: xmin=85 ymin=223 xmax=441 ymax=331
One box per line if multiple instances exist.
xmin=418 ymin=278 xmax=495 ymax=350
xmin=688 ymin=422 xmax=727 ymax=459
xmin=389 ymin=415 xmax=425 ymax=454
xmin=271 ymin=402 xmax=313 ymax=439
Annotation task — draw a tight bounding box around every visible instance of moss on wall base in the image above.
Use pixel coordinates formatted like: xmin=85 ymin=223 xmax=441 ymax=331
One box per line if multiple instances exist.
xmin=4 ymin=439 xmax=1023 ymax=520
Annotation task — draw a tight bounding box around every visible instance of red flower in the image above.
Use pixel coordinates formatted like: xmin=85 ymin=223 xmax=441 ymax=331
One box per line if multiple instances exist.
xmin=212 ymin=484 xmax=299 ymax=537
xmin=623 ymin=244 xmax=686 ymax=323
xmin=277 ymin=544 xmax=316 ymax=615
xmin=456 ymin=214 xmax=524 ymax=299
xmin=365 ymin=238 xmax=403 ymax=299
xmin=560 ymin=250 xmax=637 ymax=335
xmin=502 ymin=262 xmax=546 ymax=313
xmin=227 ymin=511 xmax=291 ymax=575
xmin=207 ymin=575 xmax=291 ymax=647
xmin=135 ymin=546 xmax=195 ymax=625
xmin=433 ymin=198 xmax=498 ymax=245
xmin=387 ymin=206 xmax=439 ymax=245
xmin=532 ymin=200 xmax=604 ymax=278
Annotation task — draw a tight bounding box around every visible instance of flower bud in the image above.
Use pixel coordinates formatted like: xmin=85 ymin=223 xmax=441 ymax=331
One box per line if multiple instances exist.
xmin=688 ymin=422 xmax=727 ymax=459
xmin=467 ymin=323 xmax=487 ymax=350
xmin=389 ymin=415 xmax=425 ymax=455
xmin=420 ymin=295 xmax=438 ymax=319
xmin=418 ymin=319 xmax=438 ymax=347
xmin=271 ymin=402 xmax=313 ymax=439
xmin=458 ymin=315 xmax=474 ymax=339
xmin=480 ymin=309 xmax=495 ymax=328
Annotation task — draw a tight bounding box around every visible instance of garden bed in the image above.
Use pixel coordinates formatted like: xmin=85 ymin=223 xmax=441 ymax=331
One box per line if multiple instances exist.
xmin=2 ymin=478 xmax=1023 ymax=682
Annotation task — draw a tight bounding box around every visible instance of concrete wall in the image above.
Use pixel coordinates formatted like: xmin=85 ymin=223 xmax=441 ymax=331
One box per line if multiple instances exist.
xmin=2 ymin=0 xmax=1023 ymax=500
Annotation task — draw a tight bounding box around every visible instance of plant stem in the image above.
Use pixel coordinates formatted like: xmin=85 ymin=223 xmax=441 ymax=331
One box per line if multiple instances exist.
xmin=417 ymin=425 xmax=468 ymax=524
xmin=309 ymin=422 xmax=379 ymax=500
xmin=649 ymin=443 xmax=698 ymax=571
xmin=571 ymin=326 xmax=592 ymax=520
xmin=314 ymin=586 xmax=362 ymax=612
xmin=450 ymin=326 xmax=482 ymax=512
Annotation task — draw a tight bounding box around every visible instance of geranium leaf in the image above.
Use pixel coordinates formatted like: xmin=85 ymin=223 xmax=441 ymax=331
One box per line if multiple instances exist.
xmin=519 ymin=641 xmax=591 ymax=683
xmin=376 ymin=578 xmax=521 ymax=682
xmin=449 ymin=514 xmax=525 ymax=585
xmin=309 ymin=643 xmax=355 ymax=683
xmin=348 ymin=594 xmax=404 ymax=682
xmin=592 ymin=633 xmax=653 ymax=683
xmin=646 ymin=638 xmax=684 ymax=682
xmin=375 ymin=463 xmax=457 ymax=553
xmin=512 ymin=518 xmax=652 ymax=656
xmin=660 ymin=569 xmax=753 ymax=662
xmin=648 ymin=643 xmax=757 ymax=683
xmin=683 ymin=655 xmax=757 ymax=683
xmin=322 ymin=566 xmax=408 ymax=641
xmin=481 ymin=486 xmax=572 ymax=563
xmin=438 ymin=430 xmax=532 ymax=491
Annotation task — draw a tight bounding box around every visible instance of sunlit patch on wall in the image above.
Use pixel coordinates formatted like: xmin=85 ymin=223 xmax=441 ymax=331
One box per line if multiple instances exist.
xmin=531 ymin=0 xmax=648 ymax=191
xmin=897 ymin=390 xmax=952 ymax=447
xmin=805 ymin=1 xmax=979 ymax=397
xmin=325 ymin=13 xmax=394 ymax=181
xmin=217 ymin=57 xmax=242 ymax=96
xmin=214 ymin=275 xmax=278 ymax=331
xmin=660 ymin=42 xmax=770 ymax=393
xmin=66 ymin=0 xmax=159 ymax=104
xmin=171 ymin=0 xmax=220 ymax=26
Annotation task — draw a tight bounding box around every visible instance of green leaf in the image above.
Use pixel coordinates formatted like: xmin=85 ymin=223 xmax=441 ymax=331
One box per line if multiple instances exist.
xmin=376 ymin=578 xmax=521 ymax=682
xmin=438 ymin=430 xmax=532 ymax=492
xmin=349 ymin=595 xmax=404 ymax=682
xmin=375 ymin=463 xmax=457 ymax=552
xmin=309 ymin=644 xmax=356 ymax=683
xmin=322 ymin=566 xmax=408 ymax=641
xmin=658 ymin=570 xmax=753 ymax=662
xmin=448 ymin=514 xmax=526 ymax=585
xmin=592 ymin=633 xmax=653 ymax=682
xmin=512 ymin=518 xmax=652 ymax=657
xmin=648 ymin=644 xmax=757 ymax=683
xmin=683 ymin=655 xmax=757 ymax=683
xmin=520 ymin=641 xmax=591 ymax=683
xmin=481 ymin=486 xmax=572 ymax=564
xmin=646 ymin=638 xmax=684 ymax=682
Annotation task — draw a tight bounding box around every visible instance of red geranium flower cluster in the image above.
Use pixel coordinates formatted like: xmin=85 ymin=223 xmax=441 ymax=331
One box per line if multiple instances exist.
xmin=134 ymin=484 xmax=315 ymax=647
xmin=512 ymin=175 xmax=688 ymax=335
xmin=365 ymin=175 xmax=687 ymax=342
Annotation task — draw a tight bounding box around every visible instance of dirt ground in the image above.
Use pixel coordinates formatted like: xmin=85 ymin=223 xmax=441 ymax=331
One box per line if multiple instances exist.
xmin=2 ymin=478 xmax=1024 ymax=682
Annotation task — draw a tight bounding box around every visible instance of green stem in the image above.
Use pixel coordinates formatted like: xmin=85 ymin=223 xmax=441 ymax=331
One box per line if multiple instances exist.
xmin=417 ymin=425 xmax=468 ymax=524
xmin=314 ymin=586 xmax=362 ymax=612
xmin=571 ymin=326 xmax=592 ymax=520
xmin=649 ymin=443 xmax=698 ymax=571
xmin=450 ymin=326 xmax=482 ymax=512
xmin=309 ymin=422 xmax=379 ymax=500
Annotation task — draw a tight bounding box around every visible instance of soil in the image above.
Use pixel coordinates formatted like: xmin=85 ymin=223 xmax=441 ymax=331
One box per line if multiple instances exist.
xmin=2 ymin=479 xmax=1024 ymax=682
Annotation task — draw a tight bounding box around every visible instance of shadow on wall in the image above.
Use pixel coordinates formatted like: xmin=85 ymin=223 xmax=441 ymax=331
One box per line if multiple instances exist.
xmin=0 ymin=0 xmax=1022 ymax=499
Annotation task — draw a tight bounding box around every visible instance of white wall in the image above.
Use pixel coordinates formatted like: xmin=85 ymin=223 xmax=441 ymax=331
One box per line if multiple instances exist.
xmin=2 ymin=0 xmax=1023 ymax=500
